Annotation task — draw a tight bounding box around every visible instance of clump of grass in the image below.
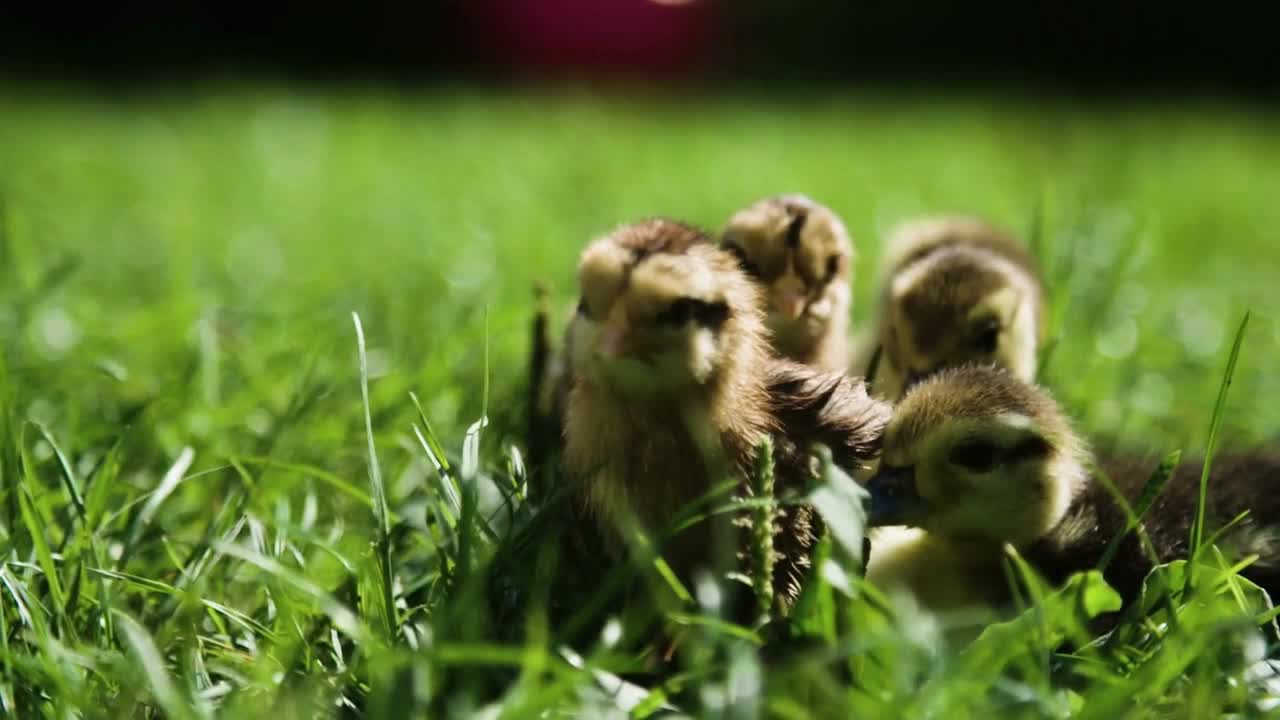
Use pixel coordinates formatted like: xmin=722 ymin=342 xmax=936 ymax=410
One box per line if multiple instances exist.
xmin=1 ymin=86 xmax=1278 ymax=717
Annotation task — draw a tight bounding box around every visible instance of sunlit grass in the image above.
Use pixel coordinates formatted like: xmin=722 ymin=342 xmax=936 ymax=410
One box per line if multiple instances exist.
xmin=0 ymin=82 xmax=1278 ymax=716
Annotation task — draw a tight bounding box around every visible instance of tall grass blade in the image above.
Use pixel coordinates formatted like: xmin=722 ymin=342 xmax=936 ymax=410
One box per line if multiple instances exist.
xmin=1097 ymin=450 xmax=1181 ymax=572
xmin=31 ymin=422 xmax=84 ymax=521
xmin=114 ymin=610 xmax=199 ymax=720
xmin=124 ymin=446 xmax=196 ymax=563
xmin=0 ymin=349 xmax=17 ymax=540
xmin=1190 ymin=311 xmax=1250 ymax=560
xmin=17 ymin=440 xmax=67 ymax=621
xmin=352 ymin=311 xmax=398 ymax=641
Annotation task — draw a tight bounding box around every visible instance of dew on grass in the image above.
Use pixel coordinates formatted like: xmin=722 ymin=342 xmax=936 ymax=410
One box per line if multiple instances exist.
xmin=247 ymin=409 xmax=272 ymax=437
xmin=1176 ymin=294 xmax=1225 ymax=358
xmin=366 ymin=348 xmax=391 ymax=379
xmin=76 ymin=452 xmax=98 ymax=478
xmin=35 ymin=305 xmax=80 ymax=355
xmin=695 ymin=571 xmax=723 ymax=613
xmin=1096 ymin=315 xmax=1138 ymax=359
xmin=600 ymin=618 xmax=623 ymax=648
xmin=1133 ymin=372 xmax=1174 ymax=417
xmin=1114 ymin=283 xmax=1149 ymax=316
xmin=187 ymin=411 xmax=213 ymax=438
xmin=226 ymin=227 xmax=283 ymax=288
xmin=1094 ymin=398 xmax=1124 ymax=429
xmin=27 ymin=397 xmax=56 ymax=425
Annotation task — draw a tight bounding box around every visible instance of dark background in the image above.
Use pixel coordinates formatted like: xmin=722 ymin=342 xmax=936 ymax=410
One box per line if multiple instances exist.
xmin=1 ymin=2 xmax=1276 ymax=99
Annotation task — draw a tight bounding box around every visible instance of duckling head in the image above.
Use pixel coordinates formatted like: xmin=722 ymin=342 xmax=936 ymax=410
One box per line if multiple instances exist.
xmin=884 ymin=245 xmax=1041 ymax=393
xmin=865 ymin=366 xmax=1088 ymax=546
xmin=721 ymin=195 xmax=853 ymax=354
xmin=571 ymin=218 xmax=766 ymax=399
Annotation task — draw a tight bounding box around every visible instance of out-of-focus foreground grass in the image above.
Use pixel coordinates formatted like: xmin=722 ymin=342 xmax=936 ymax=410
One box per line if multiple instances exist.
xmin=0 ymin=83 xmax=1278 ymax=717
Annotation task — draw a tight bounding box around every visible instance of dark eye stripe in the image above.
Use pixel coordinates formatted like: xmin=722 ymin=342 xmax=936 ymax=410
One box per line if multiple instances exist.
xmin=784 ymin=212 xmax=808 ymax=249
xmin=950 ymin=441 xmax=999 ymax=472
xmin=656 ymin=298 xmax=729 ymax=329
xmin=722 ymin=242 xmax=761 ymax=278
xmin=972 ymin=318 xmax=1001 ymax=353
xmin=1008 ymin=434 xmax=1052 ymax=462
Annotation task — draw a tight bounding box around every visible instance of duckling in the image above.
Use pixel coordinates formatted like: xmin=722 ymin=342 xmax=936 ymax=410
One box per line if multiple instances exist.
xmin=863 ymin=365 xmax=1280 ymax=612
xmin=563 ymin=218 xmax=891 ymax=612
xmin=867 ymin=216 xmax=1046 ymax=399
xmin=720 ymin=195 xmax=855 ymax=373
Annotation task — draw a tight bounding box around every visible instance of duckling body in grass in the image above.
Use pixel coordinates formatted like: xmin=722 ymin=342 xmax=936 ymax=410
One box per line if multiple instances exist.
xmin=863 ymin=365 xmax=1280 ymax=613
xmin=562 ymin=218 xmax=890 ymax=611
xmin=866 ymin=216 xmax=1046 ymax=398
xmin=720 ymin=195 xmax=855 ymax=373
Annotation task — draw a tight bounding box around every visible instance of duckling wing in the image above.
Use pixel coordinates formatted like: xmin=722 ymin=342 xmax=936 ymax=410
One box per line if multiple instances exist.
xmin=1026 ymin=451 xmax=1280 ymax=607
xmin=764 ymin=360 xmax=891 ymax=473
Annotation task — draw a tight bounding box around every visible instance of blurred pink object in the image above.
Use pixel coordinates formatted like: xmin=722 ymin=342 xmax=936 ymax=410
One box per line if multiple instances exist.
xmin=465 ymin=0 xmax=722 ymax=77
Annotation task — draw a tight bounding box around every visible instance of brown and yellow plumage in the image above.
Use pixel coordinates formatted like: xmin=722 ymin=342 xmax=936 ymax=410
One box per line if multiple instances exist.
xmin=866 ymin=215 xmax=1046 ymax=398
xmin=866 ymin=365 xmax=1280 ymax=614
xmin=720 ymin=195 xmax=855 ymax=373
xmin=561 ymin=218 xmax=889 ymax=613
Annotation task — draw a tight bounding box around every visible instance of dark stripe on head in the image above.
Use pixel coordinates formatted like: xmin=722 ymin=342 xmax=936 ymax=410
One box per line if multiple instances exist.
xmin=616 ymin=218 xmax=710 ymax=263
xmin=609 ymin=218 xmax=711 ymax=290
xmin=784 ymin=211 xmax=808 ymax=249
xmin=721 ymin=235 xmax=761 ymax=278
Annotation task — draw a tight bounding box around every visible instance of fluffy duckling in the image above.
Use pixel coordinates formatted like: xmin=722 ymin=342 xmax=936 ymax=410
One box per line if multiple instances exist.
xmin=868 ymin=216 xmax=1045 ymax=399
xmin=563 ymin=218 xmax=891 ymax=612
xmin=863 ymin=365 xmax=1280 ymax=612
xmin=720 ymin=195 xmax=855 ymax=373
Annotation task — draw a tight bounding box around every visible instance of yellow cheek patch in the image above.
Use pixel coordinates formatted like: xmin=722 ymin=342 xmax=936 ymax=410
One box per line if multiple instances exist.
xmin=972 ymin=286 xmax=1021 ymax=325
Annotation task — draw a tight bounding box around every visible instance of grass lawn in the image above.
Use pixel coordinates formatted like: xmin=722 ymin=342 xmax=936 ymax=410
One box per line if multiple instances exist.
xmin=1 ymin=82 xmax=1278 ymax=717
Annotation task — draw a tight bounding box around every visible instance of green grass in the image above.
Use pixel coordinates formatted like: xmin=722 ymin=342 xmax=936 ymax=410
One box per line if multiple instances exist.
xmin=1 ymin=82 xmax=1279 ymax=717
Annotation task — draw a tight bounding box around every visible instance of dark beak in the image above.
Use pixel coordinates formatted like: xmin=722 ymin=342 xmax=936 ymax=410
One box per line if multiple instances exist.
xmin=865 ymin=465 xmax=926 ymax=526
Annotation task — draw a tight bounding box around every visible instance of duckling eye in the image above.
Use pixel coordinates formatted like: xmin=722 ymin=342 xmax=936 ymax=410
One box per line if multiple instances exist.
xmin=576 ymin=298 xmax=590 ymax=319
xmin=949 ymin=441 xmax=1000 ymax=473
xmin=825 ymin=255 xmax=840 ymax=282
xmin=656 ymin=298 xmax=698 ymax=327
xmin=972 ymin=319 xmax=1000 ymax=354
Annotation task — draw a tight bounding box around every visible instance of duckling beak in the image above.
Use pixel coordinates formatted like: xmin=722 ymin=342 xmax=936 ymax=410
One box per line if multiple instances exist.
xmin=865 ymin=465 xmax=926 ymax=526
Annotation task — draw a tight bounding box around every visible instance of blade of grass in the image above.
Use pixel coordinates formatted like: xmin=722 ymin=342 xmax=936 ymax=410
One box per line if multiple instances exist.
xmin=233 ymin=456 xmax=379 ymax=512
xmin=352 ymin=312 xmax=398 ymax=641
xmin=124 ymin=446 xmax=195 ymax=562
xmin=1097 ymin=450 xmax=1181 ymax=572
xmin=31 ymin=421 xmax=84 ymax=522
xmin=17 ymin=437 xmax=68 ymax=626
xmin=113 ymin=610 xmax=199 ymax=720
xmin=409 ymin=391 xmax=454 ymax=473
xmin=214 ymin=541 xmax=374 ymax=645
xmin=411 ymin=423 xmax=461 ymax=525
xmin=0 ymin=349 xmax=17 ymax=545
xmin=89 ymin=568 xmax=274 ymax=638
xmin=1190 ymin=312 xmax=1250 ymax=562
